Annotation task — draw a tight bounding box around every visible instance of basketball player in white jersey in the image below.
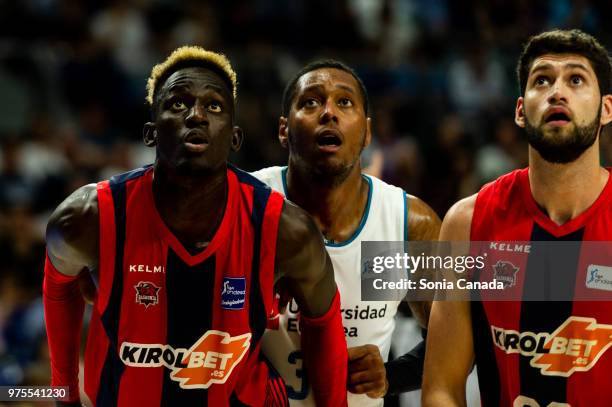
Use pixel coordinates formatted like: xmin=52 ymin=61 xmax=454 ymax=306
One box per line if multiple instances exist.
xmin=252 ymin=60 xmax=441 ymax=406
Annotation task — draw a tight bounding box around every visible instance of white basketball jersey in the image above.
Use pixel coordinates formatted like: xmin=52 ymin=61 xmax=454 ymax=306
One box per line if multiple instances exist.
xmin=251 ymin=166 xmax=406 ymax=407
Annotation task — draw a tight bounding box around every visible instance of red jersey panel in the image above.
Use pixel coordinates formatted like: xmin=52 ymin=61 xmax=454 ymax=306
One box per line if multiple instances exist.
xmin=83 ymin=165 xmax=285 ymax=406
xmin=471 ymin=168 xmax=612 ymax=407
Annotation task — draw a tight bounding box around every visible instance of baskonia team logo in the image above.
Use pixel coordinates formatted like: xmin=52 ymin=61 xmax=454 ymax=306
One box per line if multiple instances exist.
xmin=134 ymin=281 xmax=161 ymax=308
xmin=492 ymin=316 xmax=612 ymax=377
xmin=492 ymin=260 xmax=520 ymax=288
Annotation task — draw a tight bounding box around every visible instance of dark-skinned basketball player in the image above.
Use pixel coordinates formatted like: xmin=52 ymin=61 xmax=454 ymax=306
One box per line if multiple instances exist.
xmin=253 ymin=60 xmax=441 ymax=406
xmin=44 ymin=47 xmax=347 ymax=407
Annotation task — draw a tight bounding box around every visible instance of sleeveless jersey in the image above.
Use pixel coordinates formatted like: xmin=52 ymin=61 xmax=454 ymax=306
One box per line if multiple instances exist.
xmin=471 ymin=168 xmax=612 ymax=407
xmin=83 ymin=165 xmax=286 ymax=406
xmin=251 ymin=166 xmax=406 ymax=407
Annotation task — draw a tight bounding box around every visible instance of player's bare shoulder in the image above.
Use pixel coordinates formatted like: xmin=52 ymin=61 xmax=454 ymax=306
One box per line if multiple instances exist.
xmin=406 ymin=195 xmax=442 ymax=241
xmin=275 ymin=200 xmax=327 ymax=282
xmin=404 ymin=195 xmax=441 ymax=327
xmin=46 ymin=184 xmax=99 ymax=276
xmin=439 ymin=194 xmax=477 ymax=241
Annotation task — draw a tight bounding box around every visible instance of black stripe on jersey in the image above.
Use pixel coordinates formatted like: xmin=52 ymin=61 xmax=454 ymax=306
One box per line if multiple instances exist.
xmin=471 ymin=300 xmax=501 ymax=406
xmin=224 ymin=165 xmax=277 ymax=407
xmin=247 ymin=184 xmax=271 ymax=349
xmin=161 ymin=248 xmax=215 ymax=406
xmin=230 ymin=163 xmax=273 ymax=190
xmin=228 ymin=164 xmax=274 ymax=345
xmin=263 ymin=357 xmax=288 ymax=407
xmin=229 ymin=393 xmax=249 ymax=406
xmin=97 ymin=168 xmax=147 ymax=406
xmin=267 ymin=365 xmax=289 ymax=407
xmin=228 ymin=177 xmax=271 ymax=406
xmin=518 ymin=224 xmax=584 ymax=405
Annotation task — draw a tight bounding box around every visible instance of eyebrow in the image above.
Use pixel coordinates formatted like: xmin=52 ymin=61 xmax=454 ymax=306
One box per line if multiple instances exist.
xmin=301 ymin=83 xmax=357 ymax=94
xmin=530 ymin=62 xmax=591 ymax=76
xmin=165 ymin=82 xmax=226 ymax=97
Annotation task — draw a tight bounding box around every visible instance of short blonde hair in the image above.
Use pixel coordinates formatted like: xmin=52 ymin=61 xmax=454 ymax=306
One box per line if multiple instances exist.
xmin=145 ymin=46 xmax=237 ymax=107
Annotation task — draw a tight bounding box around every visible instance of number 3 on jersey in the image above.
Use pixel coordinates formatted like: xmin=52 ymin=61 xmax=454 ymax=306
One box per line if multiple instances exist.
xmin=287 ymin=351 xmax=309 ymax=400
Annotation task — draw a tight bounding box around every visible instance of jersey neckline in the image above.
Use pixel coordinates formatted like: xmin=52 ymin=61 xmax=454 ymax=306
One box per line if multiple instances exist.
xmin=281 ymin=166 xmax=373 ymax=248
xmin=144 ymin=167 xmax=237 ymax=266
xmin=518 ymin=166 xmax=612 ymax=237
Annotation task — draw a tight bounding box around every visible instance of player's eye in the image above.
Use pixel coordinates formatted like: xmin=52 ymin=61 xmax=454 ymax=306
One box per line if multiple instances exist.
xmin=303 ymin=98 xmax=321 ymax=108
xmin=207 ymin=101 xmax=222 ymax=113
xmin=338 ymin=98 xmax=353 ymax=107
xmin=534 ymin=76 xmax=550 ymax=86
xmin=171 ymin=100 xmax=187 ymax=111
xmin=570 ymin=75 xmax=583 ymax=86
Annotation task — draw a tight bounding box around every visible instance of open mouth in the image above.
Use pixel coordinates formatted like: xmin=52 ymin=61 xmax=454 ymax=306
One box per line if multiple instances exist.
xmin=316 ymin=132 xmax=342 ymax=148
xmin=546 ymin=112 xmax=570 ymax=122
xmin=544 ymin=111 xmax=571 ymax=125
xmin=184 ymin=131 xmax=209 ymax=152
xmin=185 ymin=131 xmax=208 ymax=145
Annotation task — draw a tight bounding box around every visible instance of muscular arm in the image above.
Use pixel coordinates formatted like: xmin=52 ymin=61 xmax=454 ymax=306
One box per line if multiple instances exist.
xmin=346 ymin=196 xmax=442 ymax=398
xmin=422 ymin=195 xmax=476 ymax=407
xmin=274 ymin=201 xmax=336 ymax=317
xmin=406 ymin=194 xmax=441 ymax=327
xmin=363 ymin=196 xmax=440 ymax=397
xmin=46 ymin=184 xmax=99 ymax=276
xmin=275 ymin=201 xmax=347 ymax=406
xmin=44 ymin=184 xmax=99 ymax=404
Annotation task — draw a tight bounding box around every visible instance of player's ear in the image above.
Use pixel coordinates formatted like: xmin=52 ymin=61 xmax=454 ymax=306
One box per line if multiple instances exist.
xmin=515 ymin=97 xmax=526 ymax=128
xmin=278 ymin=116 xmax=289 ymax=149
xmin=143 ymin=122 xmax=157 ymax=147
xmin=231 ymin=126 xmax=244 ymax=152
xmin=600 ymin=94 xmax=612 ymax=127
xmin=364 ymin=117 xmax=372 ymax=149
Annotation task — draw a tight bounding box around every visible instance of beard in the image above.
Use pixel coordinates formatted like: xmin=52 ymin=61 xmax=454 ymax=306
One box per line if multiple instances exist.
xmin=310 ymin=157 xmax=357 ymax=187
xmin=525 ymin=108 xmax=601 ymax=164
xmin=289 ymin=131 xmax=367 ymax=187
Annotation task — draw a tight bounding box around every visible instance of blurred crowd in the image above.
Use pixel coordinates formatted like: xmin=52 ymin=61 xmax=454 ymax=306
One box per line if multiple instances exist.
xmin=2 ymin=0 xmax=612 ymax=394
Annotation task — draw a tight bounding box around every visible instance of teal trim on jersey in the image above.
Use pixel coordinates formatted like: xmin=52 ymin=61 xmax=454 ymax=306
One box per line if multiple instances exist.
xmin=281 ymin=166 xmax=288 ymax=195
xmin=403 ymin=191 xmax=408 ymax=241
xmin=282 ymin=166 xmax=372 ymax=247
xmin=325 ymin=175 xmax=373 ymax=247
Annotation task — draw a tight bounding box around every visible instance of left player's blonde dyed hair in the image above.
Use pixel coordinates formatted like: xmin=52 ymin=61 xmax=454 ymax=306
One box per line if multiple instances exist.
xmin=145 ymin=46 xmax=237 ymax=107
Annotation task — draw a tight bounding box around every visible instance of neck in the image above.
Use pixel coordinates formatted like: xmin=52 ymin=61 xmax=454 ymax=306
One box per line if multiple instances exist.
xmin=285 ymin=161 xmax=369 ymax=243
xmin=528 ymin=143 xmax=608 ymax=225
xmin=152 ymin=163 xmax=228 ymax=249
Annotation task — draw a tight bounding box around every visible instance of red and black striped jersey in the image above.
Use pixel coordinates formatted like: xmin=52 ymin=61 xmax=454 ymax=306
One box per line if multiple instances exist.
xmin=83 ymin=164 xmax=286 ymax=406
xmin=471 ymin=168 xmax=612 ymax=407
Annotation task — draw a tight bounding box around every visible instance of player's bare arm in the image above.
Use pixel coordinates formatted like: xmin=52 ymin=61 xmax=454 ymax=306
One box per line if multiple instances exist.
xmin=407 ymin=195 xmax=442 ymax=242
xmin=44 ymin=184 xmax=99 ymax=406
xmin=357 ymin=195 xmax=441 ymax=398
xmin=422 ymin=194 xmax=476 ymax=407
xmin=46 ymin=184 xmax=99 ymax=277
xmin=275 ymin=200 xmax=348 ymax=406
xmin=274 ymin=200 xmax=337 ymax=317
xmin=406 ymin=194 xmax=442 ymax=327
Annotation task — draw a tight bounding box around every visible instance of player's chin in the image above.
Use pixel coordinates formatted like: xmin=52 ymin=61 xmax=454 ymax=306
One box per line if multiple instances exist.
xmin=313 ymin=159 xmax=351 ymax=177
xmin=174 ymin=157 xmax=218 ymax=177
xmin=542 ymin=121 xmax=574 ymax=135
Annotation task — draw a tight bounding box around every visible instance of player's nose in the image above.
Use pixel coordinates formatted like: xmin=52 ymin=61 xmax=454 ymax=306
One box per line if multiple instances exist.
xmin=319 ymin=98 xmax=339 ymax=124
xmin=547 ymin=82 xmax=568 ymax=105
xmin=186 ymin=101 xmax=209 ymax=126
